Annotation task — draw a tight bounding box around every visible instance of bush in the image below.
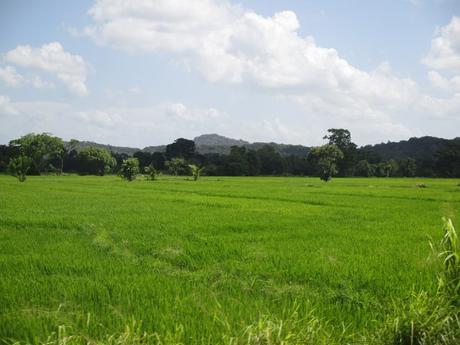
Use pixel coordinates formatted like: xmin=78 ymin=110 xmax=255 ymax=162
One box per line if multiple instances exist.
xmin=189 ymin=164 xmax=204 ymax=181
xmin=8 ymin=155 xmax=32 ymax=182
xmin=144 ymin=164 xmax=158 ymax=181
xmin=120 ymin=158 xmax=140 ymax=181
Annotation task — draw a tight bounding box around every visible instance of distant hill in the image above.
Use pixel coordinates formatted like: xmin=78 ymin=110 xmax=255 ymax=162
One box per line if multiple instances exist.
xmin=65 ymin=134 xmax=459 ymax=161
xmin=194 ymin=134 xmax=249 ymax=146
xmin=194 ymin=134 xmax=310 ymax=157
xmin=363 ymin=136 xmax=460 ymax=161
xmin=64 ymin=141 xmax=140 ymax=155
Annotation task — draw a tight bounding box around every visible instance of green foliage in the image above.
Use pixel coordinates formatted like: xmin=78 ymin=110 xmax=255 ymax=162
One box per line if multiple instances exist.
xmin=9 ymin=133 xmax=65 ymax=174
xmin=437 ymin=218 xmax=459 ymax=303
xmin=165 ymin=157 xmax=189 ymax=176
xmin=323 ymin=128 xmax=357 ymax=176
xmin=7 ymin=155 xmax=32 ymax=182
xmin=308 ymin=144 xmax=344 ymax=181
xmin=76 ymin=147 xmax=116 ymax=175
xmin=144 ymin=164 xmax=158 ymax=181
xmin=165 ymin=138 xmax=196 ymax=159
xmin=355 ymin=159 xmax=375 ymax=177
xmin=188 ymin=164 xmax=204 ymax=181
xmin=120 ymin=158 xmax=140 ymax=181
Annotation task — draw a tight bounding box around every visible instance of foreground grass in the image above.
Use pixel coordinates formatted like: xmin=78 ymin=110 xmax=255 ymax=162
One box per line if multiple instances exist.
xmin=0 ymin=175 xmax=459 ymax=344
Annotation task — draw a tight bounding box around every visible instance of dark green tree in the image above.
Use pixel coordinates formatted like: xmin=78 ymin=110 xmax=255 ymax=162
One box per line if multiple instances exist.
xmin=308 ymin=144 xmax=344 ymax=181
xmin=77 ymin=147 xmax=116 ymax=175
xmin=399 ymin=158 xmax=417 ymax=177
xmin=355 ymin=160 xmax=374 ymax=177
xmin=323 ymin=129 xmax=357 ymax=176
xmin=165 ymin=138 xmax=196 ymax=159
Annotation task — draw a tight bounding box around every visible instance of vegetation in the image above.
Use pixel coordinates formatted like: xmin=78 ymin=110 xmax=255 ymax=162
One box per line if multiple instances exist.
xmin=0 ymin=130 xmax=459 ymax=180
xmin=308 ymin=144 xmax=343 ymax=182
xmin=0 ymin=176 xmax=459 ymax=344
xmin=76 ymin=147 xmax=116 ymax=176
xmin=120 ymin=158 xmax=140 ymax=181
xmin=189 ymin=164 xmax=204 ymax=181
xmin=7 ymin=155 xmax=32 ymax=182
xmin=144 ymin=164 xmax=158 ymax=181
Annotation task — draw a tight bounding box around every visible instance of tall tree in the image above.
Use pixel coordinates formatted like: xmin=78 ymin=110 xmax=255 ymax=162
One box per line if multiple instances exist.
xmin=9 ymin=133 xmax=65 ymax=174
xmin=165 ymin=138 xmax=196 ymax=159
xmin=308 ymin=144 xmax=344 ymax=182
xmin=323 ymin=129 xmax=357 ymax=176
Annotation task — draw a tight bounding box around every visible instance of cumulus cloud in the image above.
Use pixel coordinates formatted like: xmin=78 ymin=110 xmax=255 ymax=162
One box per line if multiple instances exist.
xmin=4 ymin=42 xmax=88 ymax=96
xmin=80 ymin=0 xmax=460 ymax=142
xmin=0 ymin=66 xmax=24 ymax=87
xmin=422 ymin=16 xmax=460 ymax=72
xmin=0 ymin=95 xmax=19 ymax=115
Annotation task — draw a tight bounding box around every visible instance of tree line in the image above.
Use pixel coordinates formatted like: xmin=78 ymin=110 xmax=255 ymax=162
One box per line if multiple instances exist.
xmin=1 ymin=129 xmax=459 ymax=182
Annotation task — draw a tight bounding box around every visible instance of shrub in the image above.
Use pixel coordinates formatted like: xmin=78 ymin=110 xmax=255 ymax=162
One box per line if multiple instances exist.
xmin=144 ymin=164 xmax=158 ymax=181
xmin=8 ymin=155 xmax=32 ymax=182
xmin=120 ymin=158 xmax=140 ymax=181
xmin=189 ymin=164 xmax=204 ymax=181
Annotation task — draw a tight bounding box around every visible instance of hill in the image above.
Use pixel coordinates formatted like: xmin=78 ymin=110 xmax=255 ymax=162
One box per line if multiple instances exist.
xmin=64 ymin=134 xmax=459 ymax=161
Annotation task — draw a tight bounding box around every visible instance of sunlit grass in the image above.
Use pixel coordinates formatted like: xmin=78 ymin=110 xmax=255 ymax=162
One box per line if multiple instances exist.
xmin=0 ymin=175 xmax=459 ymax=344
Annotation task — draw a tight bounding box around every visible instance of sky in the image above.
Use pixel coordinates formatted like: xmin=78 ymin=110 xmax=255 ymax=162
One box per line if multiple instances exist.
xmin=0 ymin=0 xmax=459 ymax=148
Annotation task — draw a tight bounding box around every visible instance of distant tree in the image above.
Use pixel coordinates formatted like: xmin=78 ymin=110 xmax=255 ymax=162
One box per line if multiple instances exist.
xmin=323 ymin=129 xmax=357 ymax=176
xmin=308 ymin=144 xmax=344 ymax=182
xmin=9 ymin=133 xmax=65 ymax=174
xmin=165 ymin=138 xmax=196 ymax=159
xmin=257 ymin=145 xmax=284 ymax=175
xmin=435 ymin=142 xmax=460 ymax=177
xmin=151 ymin=152 xmax=166 ymax=170
xmin=77 ymin=147 xmax=116 ymax=175
xmin=355 ymin=160 xmax=374 ymax=177
xmin=387 ymin=159 xmax=399 ymax=177
xmin=166 ymin=157 xmax=189 ymax=176
xmin=120 ymin=158 xmax=140 ymax=181
xmin=189 ymin=164 xmax=205 ymax=181
xmin=8 ymin=155 xmax=32 ymax=182
xmin=399 ymin=158 xmax=417 ymax=177
xmin=0 ymin=145 xmax=14 ymax=172
xmin=145 ymin=164 xmax=158 ymax=181
xmin=133 ymin=151 xmax=153 ymax=169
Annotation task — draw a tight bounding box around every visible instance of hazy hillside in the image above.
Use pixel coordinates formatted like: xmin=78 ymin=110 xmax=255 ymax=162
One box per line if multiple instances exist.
xmin=363 ymin=136 xmax=460 ymax=161
xmin=65 ymin=134 xmax=459 ymax=161
xmin=64 ymin=141 xmax=140 ymax=155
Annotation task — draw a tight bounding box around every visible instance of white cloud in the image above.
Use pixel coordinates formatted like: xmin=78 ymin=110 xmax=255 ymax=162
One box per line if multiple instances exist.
xmin=81 ymin=0 xmax=459 ymax=142
xmin=422 ymin=16 xmax=460 ymax=71
xmin=428 ymin=70 xmax=460 ymax=92
xmin=4 ymin=42 xmax=88 ymax=96
xmin=0 ymin=66 xmax=24 ymax=87
xmin=0 ymin=95 xmax=19 ymax=115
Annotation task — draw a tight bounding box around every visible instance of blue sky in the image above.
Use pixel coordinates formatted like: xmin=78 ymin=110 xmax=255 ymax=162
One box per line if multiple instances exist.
xmin=0 ymin=0 xmax=459 ymax=147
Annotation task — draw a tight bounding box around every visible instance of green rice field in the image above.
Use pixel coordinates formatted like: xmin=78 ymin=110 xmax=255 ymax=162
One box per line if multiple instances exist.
xmin=0 ymin=175 xmax=459 ymax=344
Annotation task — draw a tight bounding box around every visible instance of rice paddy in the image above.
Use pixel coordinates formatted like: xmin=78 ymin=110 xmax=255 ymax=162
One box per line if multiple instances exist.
xmin=0 ymin=175 xmax=459 ymax=344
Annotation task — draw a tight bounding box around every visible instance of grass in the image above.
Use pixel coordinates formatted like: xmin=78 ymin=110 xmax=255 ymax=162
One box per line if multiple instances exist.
xmin=0 ymin=175 xmax=459 ymax=344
